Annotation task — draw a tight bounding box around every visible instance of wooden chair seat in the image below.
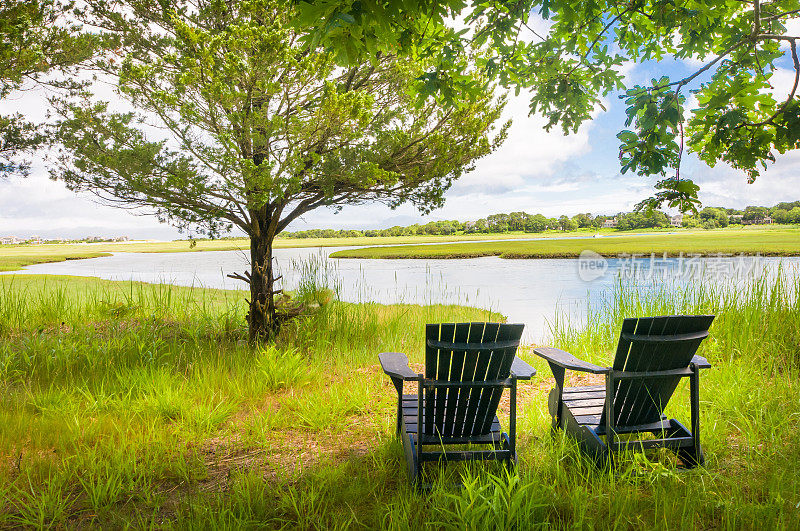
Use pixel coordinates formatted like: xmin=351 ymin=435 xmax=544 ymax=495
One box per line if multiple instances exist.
xmin=558 ymin=386 xmax=672 ymax=435
xmin=401 ymin=394 xmax=502 ymax=444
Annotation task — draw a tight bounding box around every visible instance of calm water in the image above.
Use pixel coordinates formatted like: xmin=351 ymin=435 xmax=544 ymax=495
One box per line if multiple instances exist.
xmin=7 ymin=247 xmax=800 ymax=341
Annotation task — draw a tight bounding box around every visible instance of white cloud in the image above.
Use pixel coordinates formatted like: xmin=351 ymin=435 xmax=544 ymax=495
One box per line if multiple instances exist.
xmin=448 ymin=94 xmax=593 ymax=196
xmin=0 ymin=171 xmax=179 ymax=239
xmin=688 ymin=150 xmax=800 ymax=208
xmin=767 ymin=67 xmax=798 ymax=100
xmin=780 ymin=18 xmax=800 ymax=49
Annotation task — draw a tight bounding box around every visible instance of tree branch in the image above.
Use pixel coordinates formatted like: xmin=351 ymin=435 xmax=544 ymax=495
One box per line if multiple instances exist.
xmin=738 ymin=39 xmax=800 ymax=129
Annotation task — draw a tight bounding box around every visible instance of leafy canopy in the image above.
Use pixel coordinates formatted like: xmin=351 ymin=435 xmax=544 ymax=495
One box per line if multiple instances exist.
xmin=295 ymin=0 xmax=800 ymax=212
xmin=0 ymin=0 xmax=98 ymax=177
xmin=52 ymin=0 xmax=508 ymax=239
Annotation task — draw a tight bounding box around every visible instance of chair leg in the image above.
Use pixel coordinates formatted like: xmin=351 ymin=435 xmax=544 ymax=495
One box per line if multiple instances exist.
xmin=676 ymin=444 xmax=705 ymax=468
xmin=667 ymin=419 xmax=705 ymax=468
xmin=396 ymin=402 xmax=402 ymax=436
xmin=402 ymin=430 xmax=419 ymax=485
xmin=583 ymin=430 xmax=611 ymax=468
xmin=547 ymin=386 xmax=563 ymax=430
xmin=500 ymin=433 xmax=517 ymax=469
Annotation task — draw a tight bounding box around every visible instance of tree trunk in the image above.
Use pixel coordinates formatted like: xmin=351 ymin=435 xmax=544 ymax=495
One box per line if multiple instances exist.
xmin=247 ymin=226 xmax=279 ymax=342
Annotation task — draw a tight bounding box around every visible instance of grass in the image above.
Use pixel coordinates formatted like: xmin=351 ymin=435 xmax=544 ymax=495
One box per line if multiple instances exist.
xmin=0 ymin=267 xmax=799 ymax=527
xmin=0 ymin=231 xmax=593 ymax=272
xmin=0 ymin=225 xmax=746 ymax=272
xmin=331 ymin=225 xmax=800 ymax=259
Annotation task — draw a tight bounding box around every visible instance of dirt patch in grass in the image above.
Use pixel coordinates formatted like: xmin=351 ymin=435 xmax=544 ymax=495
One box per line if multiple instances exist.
xmin=198 ymin=385 xmax=393 ymax=491
xmin=196 ymin=416 xmax=384 ymax=491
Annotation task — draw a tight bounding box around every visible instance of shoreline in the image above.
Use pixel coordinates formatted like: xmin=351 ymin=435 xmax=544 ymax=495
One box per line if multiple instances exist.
xmin=329 ymin=226 xmax=800 ymax=259
xmin=3 ymin=225 xmax=800 ymax=271
xmin=331 ymin=250 xmax=800 ymax=259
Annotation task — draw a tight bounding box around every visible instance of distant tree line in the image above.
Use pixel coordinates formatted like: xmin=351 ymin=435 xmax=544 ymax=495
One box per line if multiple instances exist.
xmin=279 ymin=201 xmax=800 ymax=238
xmin=281 ymin=213 xmax=617 ymax=238
xmin=682 ymin=201 xmax=800 ymax=229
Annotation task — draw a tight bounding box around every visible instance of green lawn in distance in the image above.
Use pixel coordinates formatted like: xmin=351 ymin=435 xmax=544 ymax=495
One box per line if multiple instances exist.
xmin=0 ymin=230 xmax=614 ymax=272
xmin=331 ymin=225 xmax=800 ymax=259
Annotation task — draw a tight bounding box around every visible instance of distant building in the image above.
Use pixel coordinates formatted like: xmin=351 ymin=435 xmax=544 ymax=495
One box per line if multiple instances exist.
xmin=670 ymin=213 xmax=683 ymax=227
xmin=28 ymin=235 xmax=42 ymax=245
xmin=602 ymin=218 xmax=618 ymax=228
xmin=742 ymin=217 xmax=773 ymax=225
xmin=730 ymin=214 xmax=744 ymax=223
xmin=113 ymin=236 xmax=130 ymax=242
xmin=0 ymin=236 xmax=18 ymax=245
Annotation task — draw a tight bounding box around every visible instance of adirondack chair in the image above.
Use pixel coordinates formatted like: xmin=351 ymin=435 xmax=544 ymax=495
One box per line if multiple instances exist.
xmin=379 ymin=322 xmax=535 ymax=485
xmin=534 ymin=315 xmax=714 ymax=467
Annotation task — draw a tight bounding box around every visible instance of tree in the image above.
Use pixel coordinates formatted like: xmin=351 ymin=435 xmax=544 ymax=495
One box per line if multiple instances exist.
xmin=699 ymin=207 xmax=729 ymax=228
xmin=52 ymin=0 xmax=508 ymax=340
xmin=508 ymin=211 xmax=526 ymax=231
xmin=292 ymin=1 xmax=800 ymax=212
xmin=772 ymin=208 xmax=792 ymax=224
xmin=0 ymin=1 xmax=97 ymax=177
xmin=558 ymin=215 xmax=578 ymax=231
xmin=775 ymin=200 xmax=800 ymax=211
xmin=743 ymin=206 xmax=770 ymax=221
xmin=524 ymin=213 xmax=548 ymax=233
xmin=572 ymin=213 xmax=593 ymax=228
xmin=616 ymin=211 xmax=670 ymax=230
xmin=486 ymin=213 xmax=510 ymax=232
xmin=682 ymin=215 xmax=700 ymax=228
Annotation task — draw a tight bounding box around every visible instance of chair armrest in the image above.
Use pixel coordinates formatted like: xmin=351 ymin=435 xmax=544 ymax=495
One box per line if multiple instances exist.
xmin=378 ymin=352 xmax=421 ymax=381
xmin=533 ymin=347 xmax=610 ymax=374
xmin=690 ymin=354 xmax=711 ymax=369
xmin=510 ymin=356 xmax=536 ymax=380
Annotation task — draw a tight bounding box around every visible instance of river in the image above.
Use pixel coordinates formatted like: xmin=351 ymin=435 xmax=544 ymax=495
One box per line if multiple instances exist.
xmin=7 ymin=247 xmax=799 ymax=341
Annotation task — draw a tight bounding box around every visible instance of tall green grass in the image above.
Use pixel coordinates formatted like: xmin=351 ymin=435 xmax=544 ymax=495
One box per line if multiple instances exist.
xmin=552 ymin=267 xmax=800 ymax=369
xmin=0 ymin=268 xmax=799 ymax=528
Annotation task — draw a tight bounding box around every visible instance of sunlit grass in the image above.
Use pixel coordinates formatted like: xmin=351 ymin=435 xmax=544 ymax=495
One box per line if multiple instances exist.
xmin=0 ymin=266 xmax=798 ymax=527
xmin=0 ymin=230 xmax=593 ymax=272
xmin=4 ymin=225 xmax=793 ymax=272
xmin=332 ymin=225 xmax=800 ymax=259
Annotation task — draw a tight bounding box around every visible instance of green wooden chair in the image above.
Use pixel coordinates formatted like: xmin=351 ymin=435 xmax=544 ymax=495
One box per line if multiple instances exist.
xmin=379 ymin=322 xmax=535 ymax=485
xmin=535 ymin=315 xmax=714 ymax=467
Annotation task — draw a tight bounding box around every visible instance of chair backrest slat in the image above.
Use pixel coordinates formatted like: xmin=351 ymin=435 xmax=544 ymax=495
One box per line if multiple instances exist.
xmin=602 ymin=315 xmax=714 ymax=428
xmin=424 ymin=322 xmax=524 ymax=437
xmin=475 ymin=323 xmax=522 ymax=434
xmin=463 ymin=322 xmax=500 ymax=436
xmin=428 ymin=323 xmax=454 ymax=436
xmin=441 ymin=323 xmax=470 ymax=435
xmin=451 ymin=322 xmax=486 ymax=437
xmin=617 ymin=316 xmax=682 ymax=426
xmin=424 ymin=323 xmax=439 ymax=436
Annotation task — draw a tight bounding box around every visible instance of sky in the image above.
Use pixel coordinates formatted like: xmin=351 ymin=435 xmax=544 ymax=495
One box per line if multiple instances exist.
xmin=2 ymin=20 xmax=800 ymax=240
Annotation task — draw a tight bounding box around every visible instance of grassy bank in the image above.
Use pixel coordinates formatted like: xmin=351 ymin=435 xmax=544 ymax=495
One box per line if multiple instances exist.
xmin=5 ymin=226 xmax=791 ymax=272
xmin=0 ymin=231 xmax=596 ymax=272
xmin=331 ymin=225 xmax=800 ymax=259
xmin=0 ymin=272 xmax=798 ymax=527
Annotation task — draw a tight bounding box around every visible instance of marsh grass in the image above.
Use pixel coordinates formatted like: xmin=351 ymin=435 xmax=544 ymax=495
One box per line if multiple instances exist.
xmin=0 ymin=230 xmax=600 ymax=273
xmin=0 ymin=267 xmax=799 ymax=528
xmin=331 ymin=225 xmax=800 ymax=259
